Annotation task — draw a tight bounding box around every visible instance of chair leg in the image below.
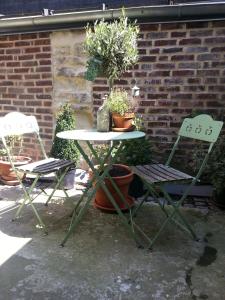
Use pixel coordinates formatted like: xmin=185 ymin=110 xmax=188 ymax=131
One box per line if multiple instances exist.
xmin=13 ymin=175 xmax=40 ymax=219
xmin=45 ymin=167 xmax=70 ymax=206
xmin=13 ymin=176 xmax=47 ymax=232
xmin=161 ymin=188 xmax=198 ymax=240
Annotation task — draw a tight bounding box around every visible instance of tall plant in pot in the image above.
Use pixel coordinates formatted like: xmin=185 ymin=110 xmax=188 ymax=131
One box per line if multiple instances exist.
xmin=84 ymin=9 xmax=139 ymax=90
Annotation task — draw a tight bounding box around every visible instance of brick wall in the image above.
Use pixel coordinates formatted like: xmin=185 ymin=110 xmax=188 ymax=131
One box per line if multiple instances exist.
xmin=93 ymin=20 xmax=225 ymax=158
xmin=0 ymin=32 xmax=53 ymax=160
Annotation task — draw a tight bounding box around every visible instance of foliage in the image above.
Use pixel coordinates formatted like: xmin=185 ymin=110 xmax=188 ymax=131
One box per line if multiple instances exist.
xmin=113 ymin=137 xmax=153 ymax=166
xmin=93 ymin=137 xmax=153 ymax=167
xmin=84 ymin=9 xmax=139 ymax=87
xmin=50 ymin=103 xmax=80 ymax=163
xmin=0 ymin=135 xmax=23 ymax=157
xmin=193 ymin=135 xmax=225 ymax=199
xmin=106 ymin=88 xmax=134 ymax=116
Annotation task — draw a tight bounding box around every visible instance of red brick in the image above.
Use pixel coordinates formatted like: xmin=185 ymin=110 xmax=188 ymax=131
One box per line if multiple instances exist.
xmin=27 ymin=88 xmax=44 ymax=93
xmin=14 ymin=68 xmax=30 ymax=73
xmin=139 ymin=24 xmax=159 ymax=31
xmin=172 ymin=70 xmax=194 ymax=76
xmin=179 ymin=38 xmax=201 ymax=45
xmin=35 ymin=53 xmax=51 ymax=59
xmin=25 ymin=47 xmax=41 ymax=53
xmin=171 ymin=32 xmax=186 ymax=38
xmin=15 ymin=41 xmax=31 ymax=47
xmin=205 ymin=37 xmax=225 ymax=44
xmin=155 ymin=40 xmax=176 ymax=46
xmin=0 ymin=42 xmax=13 ymax=48
xmin=171 ymin=55 xmax=194 ymax=61
xmin=36 ymin=80 xmax=52 ymax=86
xmin=39 ymin=60 xmax=51 ymax=65
xmin=161 ymin=23 xmax=184 ymax=30
xmin=34 ymin=39 xmax=51 ymax=46
xmin=5 ymin=48 xmax=21 ymax=54
xmin=139 ymin=56 xmax=156 ymax=62
xmin=18 ymin=54 xmax=34 ymax=60
xmin=6 ymin=61 xmax=20 ymax=67
xmin=21 ymin=33 xmax=38 ymax=40
xmin=39 ymin=32 xmax=50 ymax=38
xmin=0 ymin=55 xmax=13 ymax=61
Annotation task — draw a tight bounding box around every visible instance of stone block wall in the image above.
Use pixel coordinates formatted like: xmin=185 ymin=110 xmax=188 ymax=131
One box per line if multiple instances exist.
xmin=93 ymin=20 xmax=225 ymax=157
xmin=51 ymin=30 xmax=93 ymax=129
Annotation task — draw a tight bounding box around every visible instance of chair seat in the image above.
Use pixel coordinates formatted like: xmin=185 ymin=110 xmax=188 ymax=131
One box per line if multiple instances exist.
xmin=17 ymin=157 xmax=75 ymax=174
xmin=132 ymin=163 xmax=193 ymax=184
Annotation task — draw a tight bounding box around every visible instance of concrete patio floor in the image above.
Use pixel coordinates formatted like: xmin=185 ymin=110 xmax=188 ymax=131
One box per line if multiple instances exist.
xmin=0 ymin=184 xmax=224 ymax=300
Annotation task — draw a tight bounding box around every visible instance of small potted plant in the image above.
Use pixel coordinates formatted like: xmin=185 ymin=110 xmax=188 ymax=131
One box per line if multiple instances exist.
xmin=107 ymin=88 xmax=135 ymax=131
xmin=50 ymin=103 xmax=80 ymax=189
xmin=0 ymin=135 xmax=32 ymax=185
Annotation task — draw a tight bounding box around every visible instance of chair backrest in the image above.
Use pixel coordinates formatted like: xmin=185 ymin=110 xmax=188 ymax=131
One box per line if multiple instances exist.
xmin=178 ymin=114 xmax=223 ymax=143
xmin=166 ymin=114 xmax=223 ymax=172
xmin=0 ymin=112 xmax=39 ymax=137
xmin=0 ymin=112 xmax=47 ymax=159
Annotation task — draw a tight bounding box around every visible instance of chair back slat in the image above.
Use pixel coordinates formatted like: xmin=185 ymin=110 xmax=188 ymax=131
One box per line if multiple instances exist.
xmin=179 ymin=114 xmax=223 ymax=143
xmin=0 ymin=112 xmax=39 ymax=137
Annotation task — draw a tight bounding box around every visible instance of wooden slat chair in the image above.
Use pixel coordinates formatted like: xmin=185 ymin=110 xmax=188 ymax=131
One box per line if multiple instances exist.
xmin=132 ymin=114 xmax=223 ymax=249
xmin=0 ymin=112 xmax=75 ymax=232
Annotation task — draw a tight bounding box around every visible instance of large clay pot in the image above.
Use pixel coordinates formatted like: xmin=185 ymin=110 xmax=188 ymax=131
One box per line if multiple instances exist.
xmin=112 ymin=113 xmax=135 ymax=130
xmin=94 ymin=164 xmax=134 ymax=212
xmin=0 ymin=156 xmax=32 ymax=185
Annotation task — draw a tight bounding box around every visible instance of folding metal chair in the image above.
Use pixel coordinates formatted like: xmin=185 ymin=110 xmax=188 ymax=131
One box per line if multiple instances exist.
xmin=132 ymin=114 xmax=223 ymax=249
xmin=0 ymin=112 xmax=75 ymax=232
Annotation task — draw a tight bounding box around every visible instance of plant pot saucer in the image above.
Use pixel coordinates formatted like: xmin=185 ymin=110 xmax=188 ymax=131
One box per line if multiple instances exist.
xmin=112 ymin=125 xmax=135 ymax=132
xmin=94 ymin=195 xmax=134 ymax=213
xmin=0 ymin=177 xmax=20 ymax=186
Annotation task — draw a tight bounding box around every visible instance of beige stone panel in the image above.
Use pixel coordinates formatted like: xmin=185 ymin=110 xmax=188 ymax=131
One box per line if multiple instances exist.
xmin=51 ymin=29 xmax=93 ymax=130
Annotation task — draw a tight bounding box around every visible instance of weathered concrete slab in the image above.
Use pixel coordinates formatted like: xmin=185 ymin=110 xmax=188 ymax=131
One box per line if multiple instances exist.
xmin=0 ymin=184 xmax=224 ymax=300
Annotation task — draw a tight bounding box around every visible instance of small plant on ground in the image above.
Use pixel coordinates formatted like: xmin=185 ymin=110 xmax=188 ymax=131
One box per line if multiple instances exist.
xmin=50 ymin=103 xmax=80 ymax=163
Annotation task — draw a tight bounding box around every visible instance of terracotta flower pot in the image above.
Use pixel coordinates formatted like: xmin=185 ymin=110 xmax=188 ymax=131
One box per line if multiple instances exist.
xmin=94 ymin=164 xmax=134 ymax=212
xmin=112 ymin=113 xmax=135 ymax=130
xmin=0 ymin=156 xmax=32 ymax=185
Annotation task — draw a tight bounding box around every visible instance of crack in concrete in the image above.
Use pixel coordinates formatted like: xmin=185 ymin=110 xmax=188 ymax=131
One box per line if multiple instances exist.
xmin=185 ymin=267 xmax=197 ymax=300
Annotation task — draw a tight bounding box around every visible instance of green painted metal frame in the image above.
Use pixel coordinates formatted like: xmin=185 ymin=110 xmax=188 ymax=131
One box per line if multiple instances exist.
xmin=0 ymin=112 xmax=71 ymax=232
xmin=60 ymin=139 xmax=147 ymax=247
xmin=133 ymin=114 xmax=223 ymax=249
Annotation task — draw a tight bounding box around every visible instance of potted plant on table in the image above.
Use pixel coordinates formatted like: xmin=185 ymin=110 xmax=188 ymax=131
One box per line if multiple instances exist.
xmin=107 ymin=88 xmax=136 ymax=131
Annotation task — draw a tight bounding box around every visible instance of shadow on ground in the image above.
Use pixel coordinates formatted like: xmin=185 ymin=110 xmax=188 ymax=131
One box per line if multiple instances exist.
xmin=0 ymin=184 xmax=224 ymax=300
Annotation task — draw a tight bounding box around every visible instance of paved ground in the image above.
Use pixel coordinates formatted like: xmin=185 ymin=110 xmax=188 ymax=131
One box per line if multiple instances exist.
xmin=0 ymin=183 xmax=224 ymax=300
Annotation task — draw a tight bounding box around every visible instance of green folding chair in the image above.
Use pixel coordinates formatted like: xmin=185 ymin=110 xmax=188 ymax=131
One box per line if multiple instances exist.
xmin=0 ymin=112 xmax=75 ymax=232
xmin=132 ymin=114 xmax=223 ymax=249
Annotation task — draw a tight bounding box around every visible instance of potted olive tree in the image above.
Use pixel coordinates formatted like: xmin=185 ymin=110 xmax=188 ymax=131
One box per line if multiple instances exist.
xmin=50 ymin=103 xmax=80 ymax=189
xmin=84 ymin=9 xmax=139 ymax=90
